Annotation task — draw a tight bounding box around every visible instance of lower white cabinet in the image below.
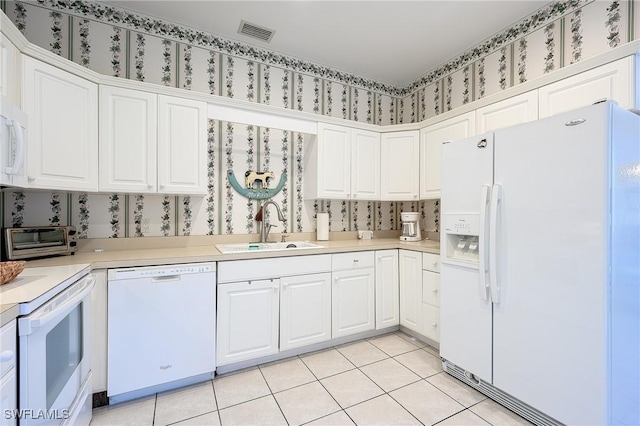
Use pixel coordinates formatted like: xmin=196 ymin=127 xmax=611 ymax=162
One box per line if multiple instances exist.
xmin=217 ymin=279 xmax=280 ymax=366
xmin=0 ymin=320 xmax=16 ymax=426
xmin=91 ymin=270 xmax=108 ymax=393
xmin=280 ymin=273 xmax=332 ymax=351
xmin=217 ymin=255 xmax=332 ymax=366
xmin=375 ymin=250 xmax=399 ymax=329
xmin=332 ymin=252 xmax=375 ymax=338
xmin=399 ymin=249 xmax=422 ymax=332
xmin=421 ymin=252 xmax=441 ymax=343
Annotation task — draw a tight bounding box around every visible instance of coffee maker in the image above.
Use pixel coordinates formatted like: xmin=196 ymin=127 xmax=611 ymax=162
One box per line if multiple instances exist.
xmin=400 ymin=212 xmax=422 ymax=241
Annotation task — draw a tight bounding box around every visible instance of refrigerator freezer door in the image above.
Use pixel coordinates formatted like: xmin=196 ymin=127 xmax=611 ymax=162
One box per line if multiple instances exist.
xmin=492 ymin=103 xmax=611 ymax=425
xmin=440 ymin=133 xmax=494 ymax=383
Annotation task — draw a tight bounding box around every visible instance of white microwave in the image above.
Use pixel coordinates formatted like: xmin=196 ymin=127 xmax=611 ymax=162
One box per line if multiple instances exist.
xmin=1 ymin=96 xmax=28 ymax=187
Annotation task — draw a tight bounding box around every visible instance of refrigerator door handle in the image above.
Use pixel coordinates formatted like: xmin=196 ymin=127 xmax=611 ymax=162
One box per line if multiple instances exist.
xmin=489 ymin=184 xmax=502 ymax=304
xmin=478 ymin=185 xmax=490 ymax=301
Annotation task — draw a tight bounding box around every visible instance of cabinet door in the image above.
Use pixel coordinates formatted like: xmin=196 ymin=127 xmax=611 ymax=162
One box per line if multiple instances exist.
xmin=419 ymin=112 xmax=474 ymax=200
xmin=157 ymin=95 xmax=208 ymax=194
xmin=1 ymin=34 xmax=20 ymax=105
xmin=311 ymin=123 xmax=351 ymax=199
xmin=23 ymin=57 xmax=98 ymax=191
xmin=476 ymin=91 xmax=538 ymax=133
xmin=351 ymin=129 xmax=380 ymax=200
xmin=99 ymin=86 xmax=157 ymax=193
xmin=421 ymin=304 xmax=440 ymax=343
xmin=380 ymin=130 xmax=419 ymax=201
xmin=332 ymin=268 xmax=375 ymax=338
xmin=0 ymin=369 xmax=16 ymax=426
xmin=280 ymin=273 xmax=331 ymax=351
xmin=0 ymin=320 xmax=16 ymax=426
xmin=375 ymin=250 xmax=399 ymax=330
xmin=539 ymin=56 xmax=635 ymax=118
xmin=399 ymin=250 xmax=422 ymax=332
xmin=217 ymin=279 xmax=279 ymax=366
xmin=422 ymin=270 xmax=440 ymax=308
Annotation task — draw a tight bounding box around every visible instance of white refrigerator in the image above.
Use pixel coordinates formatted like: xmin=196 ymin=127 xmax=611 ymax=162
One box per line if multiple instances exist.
xmin=440 ymin=101 xmax=639 ymax=426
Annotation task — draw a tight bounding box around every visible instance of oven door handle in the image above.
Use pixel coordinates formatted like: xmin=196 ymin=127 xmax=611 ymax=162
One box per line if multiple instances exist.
xmin=19 ymin=274 xmax=95 ymax=336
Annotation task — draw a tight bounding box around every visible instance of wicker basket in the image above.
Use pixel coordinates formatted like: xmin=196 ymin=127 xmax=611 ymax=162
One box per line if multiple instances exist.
xmin=0 ymin=261 xmax=26 ymax=285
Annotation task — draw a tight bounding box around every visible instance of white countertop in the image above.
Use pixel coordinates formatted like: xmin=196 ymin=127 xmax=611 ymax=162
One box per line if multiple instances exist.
xmin=24 ymin=237 xmax=440 ymax=270
xmin=0 ymin=263 xmax=91 ymax=313
xmin=1 ymin=235 xmax=438 ymax=323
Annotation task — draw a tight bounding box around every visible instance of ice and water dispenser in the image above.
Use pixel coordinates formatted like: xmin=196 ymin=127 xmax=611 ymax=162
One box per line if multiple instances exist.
xmin=442 ymin=214 xmax=480 ymax=264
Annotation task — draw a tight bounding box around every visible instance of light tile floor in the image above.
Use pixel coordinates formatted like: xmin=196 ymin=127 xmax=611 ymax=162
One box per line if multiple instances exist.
xmin=91 ymin=331 xmax=532 ymax=426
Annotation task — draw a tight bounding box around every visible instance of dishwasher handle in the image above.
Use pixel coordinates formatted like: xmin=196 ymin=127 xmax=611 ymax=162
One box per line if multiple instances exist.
xmin=152 ymin=275 xmax=181 ymax=282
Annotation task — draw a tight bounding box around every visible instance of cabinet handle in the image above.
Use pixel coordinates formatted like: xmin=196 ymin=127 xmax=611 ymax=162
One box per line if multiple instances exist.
xmin=432 ymin=322 xmax=438 ymax=328
xmin=148 ymin=184 xmax=154 ymax=189
xmin=433 ymin=288 xmax=438 ymax=294
xmin=28 ymin=175 xmax=35 ymax=181
xmin=334 ymin=277 xmax=339 ymax=282
xmin=432 ymin=262 xmax=438 ymax=269
xmin=273 ymin=286 xmax=278 ymax=292
xmin=353 ymin=259 xmax=359 ymax=263
xmin=0 ymin=350 xmax=14 ymax=362
xmin=413 ymin=195 xmax=417 ymax=199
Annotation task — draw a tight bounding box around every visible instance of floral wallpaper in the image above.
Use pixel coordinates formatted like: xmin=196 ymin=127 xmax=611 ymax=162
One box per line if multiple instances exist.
xmin=1 ymin=0 xmax=635 ymax=238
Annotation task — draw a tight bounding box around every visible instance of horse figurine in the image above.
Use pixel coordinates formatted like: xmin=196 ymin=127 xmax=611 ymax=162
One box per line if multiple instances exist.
xmin=245 ymin=170 xmax=275 ymax=189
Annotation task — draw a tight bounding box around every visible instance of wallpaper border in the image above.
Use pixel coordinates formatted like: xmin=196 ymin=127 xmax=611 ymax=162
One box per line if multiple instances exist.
xmin=16 ymin=0 xmax=590 ymax=97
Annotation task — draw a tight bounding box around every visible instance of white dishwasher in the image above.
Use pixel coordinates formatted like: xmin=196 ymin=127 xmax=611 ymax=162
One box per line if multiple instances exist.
xmin=107 ymin=262 xmax=216 ymax=404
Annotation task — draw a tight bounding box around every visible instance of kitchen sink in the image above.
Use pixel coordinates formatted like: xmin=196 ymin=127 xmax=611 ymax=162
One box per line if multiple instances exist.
xmin=215 ymin=241 xmax=324 ymax=254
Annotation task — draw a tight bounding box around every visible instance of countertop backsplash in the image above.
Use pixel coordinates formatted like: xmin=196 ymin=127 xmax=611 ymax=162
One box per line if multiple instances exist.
xmin=0 ymin=188 xmax=441 ymax=239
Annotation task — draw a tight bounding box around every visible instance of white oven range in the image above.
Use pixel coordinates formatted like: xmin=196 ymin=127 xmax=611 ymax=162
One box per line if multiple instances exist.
xmin=1 ymin=264 xmax=94 ymax=426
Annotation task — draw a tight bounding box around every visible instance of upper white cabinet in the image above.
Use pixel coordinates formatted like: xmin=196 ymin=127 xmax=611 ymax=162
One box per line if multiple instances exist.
xmin=157 ymin=95 xmax=208 ymax=194
xmin=306 ymin=123 xmax=380 ymax=200
xmin=1 ymin=33 xmax=20 ymax=105
xmin=99 ymin=86 xmax=207 ymax=194
xmin=539 ymin=56 xmax=635 ymax=118
xmin=419 ymin=112 xmax=474 ymax=200
xmin=476 ymin=91 xmax=538 ymax=133
xmin=351 ymin=128 xmax=381 ymax=200
xmin=100 ymin=85 xmax=157 ymax=193
xmin=380 ymin=130 xmax=419 ymax=201
xmin=375 ymin=250 xmax=399 ymax=330
xmin=23 ymin=56 xmax=98 ymax=191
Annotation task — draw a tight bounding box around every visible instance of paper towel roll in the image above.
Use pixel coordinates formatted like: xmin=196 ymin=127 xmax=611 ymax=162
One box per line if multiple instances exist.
xmin=316 ymin=212 xmax=329 ymax=241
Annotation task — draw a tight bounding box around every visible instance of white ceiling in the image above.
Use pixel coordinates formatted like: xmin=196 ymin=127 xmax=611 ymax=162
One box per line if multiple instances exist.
xmin=101 ymin=1 xmax=550 ymax=88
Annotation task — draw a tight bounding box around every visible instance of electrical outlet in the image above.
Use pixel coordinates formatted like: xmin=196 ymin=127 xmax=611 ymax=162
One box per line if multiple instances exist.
xmin=142 ymin=219 xmax=150 ymax=234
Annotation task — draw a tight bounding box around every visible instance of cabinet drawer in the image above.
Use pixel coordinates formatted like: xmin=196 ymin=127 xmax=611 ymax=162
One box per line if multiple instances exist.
xmin=421 ymin=304 xmax=440 ymax=343
xmin=422 ymin=252 xmax=440 ymax=273
xmin=422 ymin=270 xmax=440 ymax=307
xmin=0 ymin=320 xmax=16 ymax=377
xmin=218 ymin=254 xmax=331 ymax=283
xmin=332 ymin=251 xmax=374 ymax=271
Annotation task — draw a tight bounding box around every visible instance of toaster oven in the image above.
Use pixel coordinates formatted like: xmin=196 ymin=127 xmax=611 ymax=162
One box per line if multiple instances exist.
xmin=3 ymin=226 xmax=78 ymax=260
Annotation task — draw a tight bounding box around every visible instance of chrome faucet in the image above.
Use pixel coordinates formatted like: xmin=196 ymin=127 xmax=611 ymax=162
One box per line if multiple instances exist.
xmin=256 ymin=200 xmax=285 ymax=243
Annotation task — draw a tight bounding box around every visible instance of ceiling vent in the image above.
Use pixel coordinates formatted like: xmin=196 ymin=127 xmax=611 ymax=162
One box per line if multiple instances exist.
xmin=238 ymin=20 xmax=275 ymax=43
